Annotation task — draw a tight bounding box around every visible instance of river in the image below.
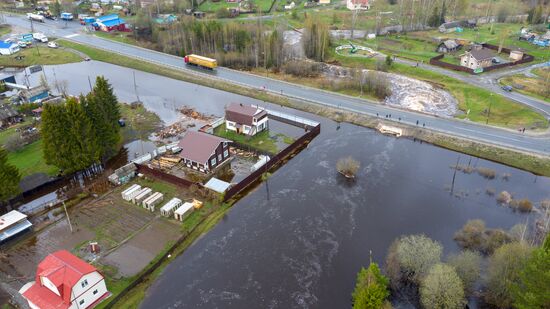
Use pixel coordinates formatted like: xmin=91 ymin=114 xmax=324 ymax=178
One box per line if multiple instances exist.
xmin=13 ymin=62 xmax=550 ymax=308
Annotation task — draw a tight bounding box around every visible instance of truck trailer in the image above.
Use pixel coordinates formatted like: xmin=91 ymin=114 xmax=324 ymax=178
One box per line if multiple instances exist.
xmin=184 ymin=54 xmax=217 ymax=70
xmin=26 ymin=13 xmax=45 ymax=23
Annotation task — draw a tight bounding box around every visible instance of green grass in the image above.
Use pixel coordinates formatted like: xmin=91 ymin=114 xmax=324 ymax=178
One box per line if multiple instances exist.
xmin=0 ymin=46 xmax=82 ymax=67
xmin=332 ymin=51 xmax=549 ymax=130
xmin=500 ymin=72 xmax=550 ymax=103
xmin=199 ymin=0 xmax=274 ymax=12
xmin=0 ymin=24 xmax=11 ymax=37
xmin=93 ymin=31 xmax=140 ymax=45
xmin=214 ymin=123 xmax=278 ymax=154
xmin=7 ymin=140 xmax=58 ymax=177
xmin=119 ymin=103 xmax=161 ymax=143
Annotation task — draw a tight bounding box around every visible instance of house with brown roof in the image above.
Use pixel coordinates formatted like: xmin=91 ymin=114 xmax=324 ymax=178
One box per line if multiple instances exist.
xmin=225 ymin=103 xmax=268 ymax=136
xmin=177 ymin=131 xmax=231 ymax=173
xmin=460 ymin=49 xmax=494 ymax=70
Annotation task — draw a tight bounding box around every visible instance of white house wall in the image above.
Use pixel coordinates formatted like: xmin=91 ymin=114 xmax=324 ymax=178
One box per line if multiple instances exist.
xmin=71 ymin=272 xmax=107 ymax=309
xmin=40 ymin=276 xmax=60 ymax=296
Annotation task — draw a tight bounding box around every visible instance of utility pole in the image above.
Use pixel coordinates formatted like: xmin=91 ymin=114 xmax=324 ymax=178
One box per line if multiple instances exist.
xmin=63 ymin=201 xmax=73 ymax=233
xmin=351 ymin=8 xmax=358 ymax=39
xmin=133 ymin=71 xmax=141 ymax=103
xmin=486 ymin=94 xmax=493 ymax=124
xmin=87 ymin=76 xmax=93 ymax=92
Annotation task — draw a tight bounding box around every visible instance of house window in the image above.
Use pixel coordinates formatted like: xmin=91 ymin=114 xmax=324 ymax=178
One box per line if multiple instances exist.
xmin=79 ymin=299 xmax=85 ymax=305
xmin=211 ymin=157 xmax=217 ymax=166
xmin=93 ymin=289 xmax=98 ymax=295
xmin=224 ymin=149 xmax=229 ymax=158
xmin=81 ymin=279 xmax=88 ymax=288
xmin=253 ymin=117 xmax=257 ymax=123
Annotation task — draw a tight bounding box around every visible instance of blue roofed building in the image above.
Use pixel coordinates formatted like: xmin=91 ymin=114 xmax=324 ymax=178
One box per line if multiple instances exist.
xmin=93 ymin=14 xmax=127 ymax=32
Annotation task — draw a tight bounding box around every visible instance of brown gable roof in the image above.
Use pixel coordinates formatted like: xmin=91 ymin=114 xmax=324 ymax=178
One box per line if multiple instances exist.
xmin=468 ymin=49 xmax=493 ymax=61
xmin=225 ymin=103 xmax=267 ymax=126
xmin=178 ymin=131 xmax=230 ymax=164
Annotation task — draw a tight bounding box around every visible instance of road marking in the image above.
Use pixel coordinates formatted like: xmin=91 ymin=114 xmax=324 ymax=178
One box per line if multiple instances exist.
xmin=64 ymin=34 xmax=79 ymax=38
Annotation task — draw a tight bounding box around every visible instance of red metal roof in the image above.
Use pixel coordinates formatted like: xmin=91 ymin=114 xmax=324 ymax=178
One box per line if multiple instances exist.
xmin=25 ymin=250 xmax=99 ymax=306
xmin=178 ymin=131 xmax=230 ymax=164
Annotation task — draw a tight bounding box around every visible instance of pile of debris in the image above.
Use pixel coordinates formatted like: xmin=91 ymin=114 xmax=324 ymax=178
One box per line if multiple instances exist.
xmin=178 ymin=106 xmax=214 ymax=121
xmin=156 ymin=122 xmax=187 ymax=139
xmin=150 ymin=155 xmax=181 ymax=170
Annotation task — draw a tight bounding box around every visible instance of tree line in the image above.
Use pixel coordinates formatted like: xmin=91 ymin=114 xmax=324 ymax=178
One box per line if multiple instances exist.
xmin=41 ymin=76 xmax=121 ymax=174
xmin=352 ymin=223 xmax=549 ymax=308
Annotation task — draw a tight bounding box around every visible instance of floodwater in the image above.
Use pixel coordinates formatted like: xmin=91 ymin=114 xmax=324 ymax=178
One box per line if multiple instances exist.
xmin=141 ymin=118 xmax=550 ymax=309
xmin=11 ymin=62 xmax=550 ymax=308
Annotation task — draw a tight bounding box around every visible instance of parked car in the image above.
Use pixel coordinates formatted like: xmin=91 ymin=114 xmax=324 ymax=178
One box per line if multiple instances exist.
xmin=492 ymin=58 xmax=501 ymax=64
xmin=501 ymin=85 xmax=513 ymax=92
xmin=84 ymin=57 xmax=91 ymax=61
xmin=17 ymin=41 xmax=27 ymax=48
xmin=47 ymin=41 xmax=58 ymax=48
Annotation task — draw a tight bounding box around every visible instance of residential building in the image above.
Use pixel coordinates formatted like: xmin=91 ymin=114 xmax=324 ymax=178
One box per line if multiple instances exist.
xmin=0 ymin=105 xmax=22 ymax=127
xmin=0 ymin=210 xmax=32 ymax=243
xmin=177 ymin=131 xmax=231 ymax=173
xmin=19 ymin=85 xmax=49 ymax=103
xmin=460 ymin=49 xmax=494 ymax=69
xmin=509 ymin=50 xmax=524 ymax=61
xmin=346 ymin=0 xmax=369 ymax=10
xmin=0 ymin=41 xmax=20 ymax=55
xmin=19 ymin=250 xmax=110 ymax=309
xmin=436 ymin=40 xmax=461 ymax=53
xmin=225 ymin=103 xmax=268 ymax=136
xmin=438 ymin=21 xmax=463 ymax=33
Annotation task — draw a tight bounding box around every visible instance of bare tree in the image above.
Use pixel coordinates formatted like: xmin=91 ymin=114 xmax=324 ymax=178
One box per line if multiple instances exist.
xmin=336 ymin=156 xmax=360 ymax=178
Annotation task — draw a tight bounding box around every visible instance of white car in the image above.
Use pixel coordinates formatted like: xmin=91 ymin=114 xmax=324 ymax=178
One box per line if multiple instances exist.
xmin=47 ymin=41 xmax=58 ymax=48
xmin=17 ymin=41 xmax=27 ymax=48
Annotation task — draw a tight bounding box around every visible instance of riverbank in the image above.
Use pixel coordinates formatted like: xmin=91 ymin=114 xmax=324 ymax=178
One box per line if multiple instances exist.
xmin=58 ymin=39 xmax=550 ymax=176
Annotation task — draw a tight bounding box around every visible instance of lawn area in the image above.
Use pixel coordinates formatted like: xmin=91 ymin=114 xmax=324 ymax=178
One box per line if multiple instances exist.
xmin=0 ymin=46 xmax=82 ymax=67
xmin=7 ymin=140 xmax=58 ymax=177
xmin=214 ymin=123 xmax=278 ymax=154
xmin=0 ymin=24 xmax=11 ymax=37
xmin=93 ymin=31 xmax=140 ymax=46
xmin=500 ymin=67 xmax=550 ymax=103
xmin=199 ymin=0 xmax=274 ymax=13
xmin=332 ymin=51 xmax=549 ymax=130
xmin=0 ymin=119 xmax=33 ymax=145
xmin=351 ymin=35 xmax=440 ymax=62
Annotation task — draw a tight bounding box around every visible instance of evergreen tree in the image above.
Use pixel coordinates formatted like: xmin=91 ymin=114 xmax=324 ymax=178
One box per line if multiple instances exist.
xmin=439 ymin=1 xmax=447 ymax=24
xmin=89 ymin=76 xmax=121 ymax=160
xmin=0 ymin=147 xmax=21 ymax=202
xmin=64 ymin=98 xmax=100 ymax=173
xmin=42 ymin=103 xmax=71 ymax=170
xmin=428 ymin=5 xmax=441 ymax=27
xmin=352 ymin=262 xmax=390 ymax=309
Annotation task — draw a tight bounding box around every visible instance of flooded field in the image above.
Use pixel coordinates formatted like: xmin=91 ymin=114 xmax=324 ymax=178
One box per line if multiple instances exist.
xmin=141 ymin=118 xmax=550 ymax=309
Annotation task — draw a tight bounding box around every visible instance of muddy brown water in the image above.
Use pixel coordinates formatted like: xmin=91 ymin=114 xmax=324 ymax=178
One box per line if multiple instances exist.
xmin=10 ymin=62 xmax=550 ymax=308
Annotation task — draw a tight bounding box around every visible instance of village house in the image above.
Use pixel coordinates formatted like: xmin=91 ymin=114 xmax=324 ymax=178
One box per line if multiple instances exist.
xmin=436 ymin=40 xmax=461 ymax=53
xmin=438 ymin=21 xmax=463 ymax=33
xmin=19 ymin=250 xmax=110 ymax=309
xmin=0 ymin=210 xmax=32 ymax=243
xmin=93 ymin=14 xmax=126 ymax=32
xmin=0 ymin=41 xmax=20 ymax=55
xmin=178 ymin=131 xmax=231 ymax=173
xmin=0 ymin=105 xmax=22 ymax=128
xmin=460 ymin=49 xmax=494 ymax=70
xmin=346 ymin=0 xmax=369 ymax=10
xmin=225 ymin=103 xmax=268 ymax=136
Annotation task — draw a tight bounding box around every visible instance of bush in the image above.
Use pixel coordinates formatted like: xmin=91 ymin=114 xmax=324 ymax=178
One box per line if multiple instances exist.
xmin=282 ymin=60 xmax=321 ymax=77
xmin=336 ymin=156 xmax=360 ymax=177
xmin=541 ymin=199 xmax=550 ymax=210
xmin=447 ymin=250 xmax=481 ymax=295
xmin=352 ymin=262 xmax=390 ymax=309
xmin=420 ymin=264 xmax=466 ymax=309
xmin=476 ymin=167 xmax=496 ymax=179
xmin=510 ymin=198 xmax=533 ymax=213
xmin=497 ymin=191 xmax=512 ymax=204
xmin=215 ymin=7 xmax=230 ymax=18
xmin=454 ymin=219 xmax=512 ymax=254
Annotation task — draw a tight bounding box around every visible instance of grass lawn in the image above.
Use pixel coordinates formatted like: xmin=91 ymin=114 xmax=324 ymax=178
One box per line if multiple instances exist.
xmin=350 ymin=35 xmax=440 ymax=62
xmin=0 ymin=46 xmax=82 ymax=67
xmin=93 ymin=31 xmax=140 ymax=46
xmin=199 ymin=0 xmax=274 ymax=12
xmin=7 ymin=140 xmax=58 ymax=177
xmin=0 ymin=24 xmax=11 ymax=37
xmin=119 ymin=103 xmax=162 ymax=143
xmin=214 ymin=123 xmax=278 ymax=154
xmin=0 ymin=119 xmax=33 ymax=145
xmin=500 ymin=68 xmax=550 ymax=103
xmin=332 ymin=51 xmax=549 ymax=130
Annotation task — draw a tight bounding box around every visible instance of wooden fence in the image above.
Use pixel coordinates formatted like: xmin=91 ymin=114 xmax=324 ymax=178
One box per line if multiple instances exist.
xmin=429 ymin=43 xmax=534 ymax=75
xmin=135 ymin=164 xmax=200 ymax=188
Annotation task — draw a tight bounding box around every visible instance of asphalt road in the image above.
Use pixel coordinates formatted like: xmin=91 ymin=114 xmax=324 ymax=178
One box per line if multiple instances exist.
xmin=5 ymin=15 xmax=550 ymax=156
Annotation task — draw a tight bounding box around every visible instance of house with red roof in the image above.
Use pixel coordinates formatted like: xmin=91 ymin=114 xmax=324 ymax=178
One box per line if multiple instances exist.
xmin=178 ymin=131 xmax=231 ymax=173
xmin=347 ymin=0 xmax=370 ymax=10
xmin=225 ymin=103 xmax=268 ymax=136
xmin=19 ymin=250 xmax=110 ymax=309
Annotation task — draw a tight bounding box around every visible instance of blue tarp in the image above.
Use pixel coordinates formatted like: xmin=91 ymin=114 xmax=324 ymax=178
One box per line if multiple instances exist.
xmin=0 ymin=41 xmax=15 ymax=49
xmin=100 ymin=18 xmax=125 ymax=27
xmin=97 ymin=14 xmax=121 ymax=22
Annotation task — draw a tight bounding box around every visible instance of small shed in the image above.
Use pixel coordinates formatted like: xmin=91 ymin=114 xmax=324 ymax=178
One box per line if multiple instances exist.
xmin=0 ymin=41 xmax=20 ymax=55
xmin=121 ymin=184 xmax=141 ymax=201
xmin=133 ymin=188 xmax=152 ymax=204
xmin=109 ymin=163 xmax=137 ymax=185
xmin=142 ymin=192 xmax=163 ymax=211
xmin=0 ymin=105 xmax=22 ymax=128
xmin=509 ymin=50 xmax=524 ymax=61
xmin=160 ymin=198 xmax=182 ymax=217
xmin=174 ymin=202 xmax=194 ymax=221
xmin=436 ymin=40 xmax=461 ymax=53
xmin=204 ymin=177 xmax=231 ymax=193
